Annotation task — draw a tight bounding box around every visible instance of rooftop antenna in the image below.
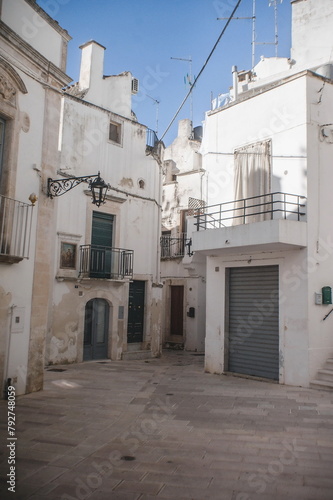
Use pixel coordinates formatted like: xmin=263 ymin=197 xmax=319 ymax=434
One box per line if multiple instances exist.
xmin=171 ymin=56 xmax=193 ymax=126
xmin=254 ymin=0 xmax=283 ymax=61
xmin=146 ymin=94 xmax=160 ymax=135
xmin=217 ymin=8 xmax=255 ymax=68
xmin=218 ymin=0 xmax=283 ymax=69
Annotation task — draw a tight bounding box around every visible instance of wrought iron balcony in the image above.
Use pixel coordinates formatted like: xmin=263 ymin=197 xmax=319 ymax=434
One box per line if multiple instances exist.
xmin=0 ymin=195 xmax=34 ymax=263
xmin=146 ymin=128 xmax=159 ymax=150
xmin=195 ymin=192 xmax=306 ymax=231
xmin=79 ymin=245 xmax=134 ymax=280
xmin=160 ymin=233 xmax=192 ymax=259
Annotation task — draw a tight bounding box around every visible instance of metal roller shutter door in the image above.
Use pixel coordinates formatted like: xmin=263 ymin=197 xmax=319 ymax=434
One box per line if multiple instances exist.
xmin=228 ymin=265 xmax=279 ymax=380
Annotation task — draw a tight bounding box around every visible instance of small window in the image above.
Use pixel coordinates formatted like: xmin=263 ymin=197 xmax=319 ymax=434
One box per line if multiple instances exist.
xmin=138 ymin=179 xmax=145 ymax=189
xmin=109 ymin=121 xmax=121 ymax=144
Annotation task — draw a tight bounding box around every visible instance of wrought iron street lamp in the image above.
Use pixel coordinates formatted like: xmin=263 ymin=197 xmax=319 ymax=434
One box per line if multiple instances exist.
xmin=47 ymin=172 xmax=110 ymax=207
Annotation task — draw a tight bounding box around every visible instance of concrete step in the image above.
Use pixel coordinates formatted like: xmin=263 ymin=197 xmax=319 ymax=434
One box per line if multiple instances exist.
xmin=317 ymin=369 xmax=333 ymax=383
xmin=324 ymin=358 xmax=333 ymax=370
xmin=121 ymin=350 xmax=153 ymax=361
xmin=310 ymin=379 xmax=333 ymax=391
xmin=164 ymin=342 xmax=184 ymax=350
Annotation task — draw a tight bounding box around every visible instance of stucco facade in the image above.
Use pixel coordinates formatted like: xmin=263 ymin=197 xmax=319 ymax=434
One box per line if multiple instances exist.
xmin=0 ymin=2 xmax=163 ymax=397
xmin=192 ymin=0 xmax=333 ymax=388
xmin=0 ymin=0 xmax=71 ymax=395
xmin=46 ymin=41 xmax=163 ymax=366
xmin=161 ymin=120 xmax=206 ymax=352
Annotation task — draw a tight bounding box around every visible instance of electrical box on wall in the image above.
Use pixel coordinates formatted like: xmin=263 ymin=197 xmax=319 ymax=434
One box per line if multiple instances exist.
xmin=315 ymin=292 xmax=323 ymax=305
xmin=187 ymin=307 xmax=195 ymax=318
xmin=322 ymin=286 xmax=332 ymax=305
xmin=11 ymin=307 xmax=25 ymax=333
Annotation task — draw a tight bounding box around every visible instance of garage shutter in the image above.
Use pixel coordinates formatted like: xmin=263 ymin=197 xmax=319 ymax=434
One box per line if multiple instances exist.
xmin=228 ymin=266 xmax=279 ymax=380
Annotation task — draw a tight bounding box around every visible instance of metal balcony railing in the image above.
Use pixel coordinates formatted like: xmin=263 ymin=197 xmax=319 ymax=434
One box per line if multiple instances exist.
xmin=161 ymin=233 xmax=192 ymax=259
xmin=0 ymin=195 xmax=34 ymax=262
xmin=79 ymin=245 xmax=134 ymax=280
xmin=146 ymin=128 xmax=159 ymax=150
xmin=195 ymin=192 xmax=306 ymax=231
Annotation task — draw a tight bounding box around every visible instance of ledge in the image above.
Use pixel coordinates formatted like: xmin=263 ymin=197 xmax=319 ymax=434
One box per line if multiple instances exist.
xmin=192 ymin=219 xmax=307 ymax=256
xmin=0 ymin=254 xmax=24 ymax=264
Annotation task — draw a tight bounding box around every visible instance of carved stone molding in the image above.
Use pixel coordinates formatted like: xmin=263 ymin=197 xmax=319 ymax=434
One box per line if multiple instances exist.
xmin=0 ymin=74 xmax=16 ymax=103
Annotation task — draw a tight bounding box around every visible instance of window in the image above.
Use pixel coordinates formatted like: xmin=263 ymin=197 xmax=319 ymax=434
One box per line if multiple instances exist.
xmin=90 ymin=211 xmax=114 ymax=278
xmin=109 ymin=121 xmax=121 ymax=144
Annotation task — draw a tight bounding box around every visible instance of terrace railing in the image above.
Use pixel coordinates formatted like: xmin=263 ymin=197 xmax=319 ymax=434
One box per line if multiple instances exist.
xmin=195 ymin=192 xmax=306 ymax=231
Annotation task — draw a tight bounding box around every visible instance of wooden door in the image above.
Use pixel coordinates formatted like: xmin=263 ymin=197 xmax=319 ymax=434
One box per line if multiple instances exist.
xmin=170 ymin=285 xmax=184 ymax=336
xmin=127 ymin=281 xmax=145 ymax=343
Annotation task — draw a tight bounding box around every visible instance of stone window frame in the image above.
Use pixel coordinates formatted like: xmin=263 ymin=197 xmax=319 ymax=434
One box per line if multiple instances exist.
xmin=108 ymin=118 xmax=123 ymax=147
xmin=56 ymin=232 xmax=82 ymax=280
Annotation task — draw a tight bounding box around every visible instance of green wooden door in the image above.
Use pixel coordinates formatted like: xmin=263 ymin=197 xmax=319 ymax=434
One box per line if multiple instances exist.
xmin=127 ymin=281 xmax=145 ymax=343
xmin=90 ymin=211 xmax=114 ymax=278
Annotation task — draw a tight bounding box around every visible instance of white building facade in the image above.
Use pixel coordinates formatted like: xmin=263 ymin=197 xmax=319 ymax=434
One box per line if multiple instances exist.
xmin=161 ymin=119 xmax=206 ymax=352
xmin=46 ymin=41 xmax=163 ymax=366
xmin=193 ymin=0 xmax=333 ymax=388
xmin=0 ymin=0 xmax=71 ymax=395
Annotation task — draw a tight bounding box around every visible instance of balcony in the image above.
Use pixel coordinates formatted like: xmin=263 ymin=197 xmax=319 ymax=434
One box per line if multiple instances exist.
xmin=161 ymin=233 xmax=192 ymax=259
xmin=192 ymin=192 xmax=307 ymax=255
xmin=79 ymin=245 xmax=134 ymax=280
xmin=0 ymin=195 xmax=34 ymax=263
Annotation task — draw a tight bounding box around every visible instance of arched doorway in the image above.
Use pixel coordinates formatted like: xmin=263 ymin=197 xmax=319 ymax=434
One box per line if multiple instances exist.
xmin=83 ymin=298 xmax=109 ymax=360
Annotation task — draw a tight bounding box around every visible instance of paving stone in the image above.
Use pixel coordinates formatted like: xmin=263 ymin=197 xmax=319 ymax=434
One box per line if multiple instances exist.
xmin=114 ymin=479 xmax=164 ymax=495
xmin=1 ymin=351 xmax=333 ymax=499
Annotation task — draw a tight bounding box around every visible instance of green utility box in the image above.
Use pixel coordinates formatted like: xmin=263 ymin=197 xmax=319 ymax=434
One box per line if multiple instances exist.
xmin=322 ymin=286 xmax=332 ymax=304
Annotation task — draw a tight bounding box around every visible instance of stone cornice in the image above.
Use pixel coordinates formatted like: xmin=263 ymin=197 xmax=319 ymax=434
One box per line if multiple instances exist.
xmin=24 ymin=0 xmax=71 ymax=41
xmin=0 ymin=21 xmax=72 ymax=87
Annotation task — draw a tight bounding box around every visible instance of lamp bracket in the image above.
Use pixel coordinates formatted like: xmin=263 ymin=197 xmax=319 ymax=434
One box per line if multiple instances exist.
xmin=47 ymin=174 xmax=100 ymax=199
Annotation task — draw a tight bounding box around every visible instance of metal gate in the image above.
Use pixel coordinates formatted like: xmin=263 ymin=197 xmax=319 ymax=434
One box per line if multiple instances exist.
xmin=227 ymin=265 xmax=279 ymax=380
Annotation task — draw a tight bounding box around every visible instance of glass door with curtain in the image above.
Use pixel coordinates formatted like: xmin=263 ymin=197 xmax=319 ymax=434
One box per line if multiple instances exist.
xmin=233 ymin=140 xmax=272 ymax=225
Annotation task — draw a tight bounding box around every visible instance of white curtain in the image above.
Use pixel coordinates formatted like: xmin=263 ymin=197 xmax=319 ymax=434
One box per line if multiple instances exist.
xmin=233 ymin=140 xmax=271 ymax=224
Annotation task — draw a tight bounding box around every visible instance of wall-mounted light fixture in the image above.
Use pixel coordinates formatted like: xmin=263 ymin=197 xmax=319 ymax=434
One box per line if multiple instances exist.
xmin=47 ymin=172 xmax=110 ymax=207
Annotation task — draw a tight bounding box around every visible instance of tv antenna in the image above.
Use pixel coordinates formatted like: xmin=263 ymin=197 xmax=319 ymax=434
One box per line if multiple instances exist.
xmin=171 ymin=56 xmax=193 ymax=125
xmin=217 ymin=0 xmax=283 ymax=69
xmin=146 ymin=94 xmax=160 ymax=135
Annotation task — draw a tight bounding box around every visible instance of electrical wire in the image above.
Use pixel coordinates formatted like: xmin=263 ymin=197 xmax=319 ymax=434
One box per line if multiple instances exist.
xmin=160 ymin=0 xmax=244 ymax=141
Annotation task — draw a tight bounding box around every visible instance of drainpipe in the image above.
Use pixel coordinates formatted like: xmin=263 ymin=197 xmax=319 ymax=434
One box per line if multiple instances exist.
xmin=232 ymin=65 xmax=238 ymax=101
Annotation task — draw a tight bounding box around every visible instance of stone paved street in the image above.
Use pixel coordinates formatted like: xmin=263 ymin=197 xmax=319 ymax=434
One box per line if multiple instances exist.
xmin=1 ymin=350 xmax=333 ymax=500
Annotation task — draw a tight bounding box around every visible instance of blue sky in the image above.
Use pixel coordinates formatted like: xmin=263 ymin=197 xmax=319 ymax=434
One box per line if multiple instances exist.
xmin=37 ymin=0 xmax=292 ymax=144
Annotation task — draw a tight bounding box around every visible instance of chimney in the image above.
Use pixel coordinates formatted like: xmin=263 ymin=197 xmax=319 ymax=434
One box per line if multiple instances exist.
xmin=79 ymin=40 xmax=106 ymax=90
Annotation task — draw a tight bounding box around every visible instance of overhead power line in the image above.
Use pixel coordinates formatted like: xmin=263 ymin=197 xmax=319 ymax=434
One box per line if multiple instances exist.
xmin=160 ymin=0 xmax=244 ymax=141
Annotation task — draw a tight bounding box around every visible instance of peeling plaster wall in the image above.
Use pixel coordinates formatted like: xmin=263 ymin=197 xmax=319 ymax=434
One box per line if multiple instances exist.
xmin=47 ymin=281 xmax=129 ymax=364
xmin=46 ymin=48 xmax=162 ymax=364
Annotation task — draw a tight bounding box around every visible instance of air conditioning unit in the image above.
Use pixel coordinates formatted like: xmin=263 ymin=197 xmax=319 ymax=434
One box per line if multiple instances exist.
xmin=131 ymin=78 xmax=139 ymax=95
